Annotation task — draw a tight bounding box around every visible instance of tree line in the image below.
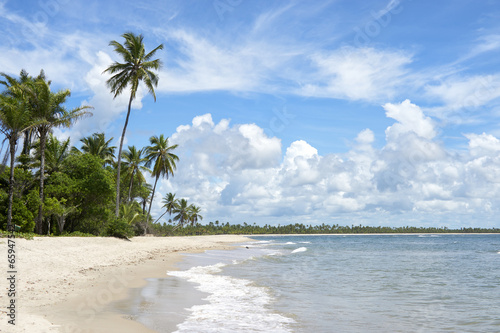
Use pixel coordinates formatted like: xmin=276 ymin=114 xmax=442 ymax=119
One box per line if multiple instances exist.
xmin=0 ymin=32 xmax=203 ymax=237
xmin=151 ymin=222 xmax=500 ymax=236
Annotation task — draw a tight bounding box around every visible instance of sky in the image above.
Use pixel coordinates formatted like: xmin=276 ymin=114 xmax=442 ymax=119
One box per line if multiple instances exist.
xmin=2 ymin=0 xmax=500 ymax=228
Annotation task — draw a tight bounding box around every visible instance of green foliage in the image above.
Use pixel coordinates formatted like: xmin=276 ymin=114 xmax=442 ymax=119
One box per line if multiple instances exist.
xmin=0 ymin=230 xmax=36 ymax=240
xmin=103 ymin=216 xmax=134 ymax=238
xmin=73 ymin=132 xmax=115 ymax=166
xmin=0 ymin=166 xmax=36 ymax=198
xmin=59 ymin=231 xmax=96 ymax=237
xmin=0 ymin=195 xmax=35 ymax=232
xmin=150 ymin=221 xmax=500 ymax=236
xmin=61 ymin=153 xmax=115 ymax=234
xmin=0 ymin=187 xmax=39 ymax=232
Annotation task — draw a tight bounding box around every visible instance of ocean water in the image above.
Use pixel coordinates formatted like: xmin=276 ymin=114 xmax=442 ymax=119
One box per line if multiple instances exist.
xmin=135 ymin=234 xmax=500 ymax=332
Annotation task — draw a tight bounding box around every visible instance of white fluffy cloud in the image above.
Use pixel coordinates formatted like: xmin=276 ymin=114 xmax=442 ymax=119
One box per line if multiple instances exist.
xmin=384 ymin=99 xmax=436 ymax=140
xmin=151 ymin=102 xmax=500 ymax=227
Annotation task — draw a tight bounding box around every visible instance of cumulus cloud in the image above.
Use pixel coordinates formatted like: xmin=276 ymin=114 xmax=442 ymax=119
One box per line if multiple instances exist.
xmin=384 ymin=99 xmax=437 ymax=140
xmin=151 ymin=103 xmax=500 ymax=227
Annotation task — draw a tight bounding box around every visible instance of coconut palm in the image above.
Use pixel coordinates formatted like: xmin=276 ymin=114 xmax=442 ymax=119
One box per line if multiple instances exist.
xmin=145 ymin=134 xmax=178 ymax=232
xmin=153 ymin=192 xmax=177 ymax=223
xmin=172 ymin=198 xmax=189 ymax=227
xmin=137 ymin=182 xmax=152 ymax=215
xmin=120 ymin=201 xmax=142 ymax=225
xmin=74 ymin=132 xmax=115 ymax=166
xmin=122 ymin=145 xmax=149 ymax=202
xmin=103 ymin=32 xmax=164 ymax=217
xmin=0 ymin=72 xmax=36 ymax=230
xmin=31 ymin=133 xmax=71 ymax=174
xmin=26 ymin=76 xmax=93 ymax=234
xmin=187 ymin=204 xmax=203 ymax=226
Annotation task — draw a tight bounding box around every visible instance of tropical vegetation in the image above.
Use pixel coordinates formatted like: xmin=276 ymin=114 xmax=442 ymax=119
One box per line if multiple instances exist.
xmin=0 ymin=33 xmax=205 ymax=237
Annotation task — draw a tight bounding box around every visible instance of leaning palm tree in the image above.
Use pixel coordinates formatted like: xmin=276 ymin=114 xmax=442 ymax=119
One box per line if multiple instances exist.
xmin=0 ymin=72 xmax=35 ymax=230
xmin=26 ymin=76 xmax=93 ymax=234
xmin=103 ymin=32 xmax=164 ymax=217
xmin=122 ymin=145 xmax=149 ymax=202
xmin=144 ymin=134 xmax=178 ymax=232
xmin=153 ymin=192 xmax=177 ymax=223
xmin=73 ymin=132 xmax=115 ymax=166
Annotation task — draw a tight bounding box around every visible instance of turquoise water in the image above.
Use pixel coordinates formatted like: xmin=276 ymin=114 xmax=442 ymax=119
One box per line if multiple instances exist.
xmin=141 ymin=234 xmax=500 ymax=332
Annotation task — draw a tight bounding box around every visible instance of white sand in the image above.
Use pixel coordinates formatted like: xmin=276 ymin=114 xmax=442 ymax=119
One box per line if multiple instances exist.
xmin=0 ymin=235 xmax=251 ymax=332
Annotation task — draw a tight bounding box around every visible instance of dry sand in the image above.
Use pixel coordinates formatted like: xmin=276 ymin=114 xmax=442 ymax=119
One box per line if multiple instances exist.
xmin=0 ymin=235 xmax=252 ymax=333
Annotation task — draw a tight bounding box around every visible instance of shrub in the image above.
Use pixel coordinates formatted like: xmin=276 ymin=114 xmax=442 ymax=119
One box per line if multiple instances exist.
xmin=103 ymin=217 xmax=134 ymax=239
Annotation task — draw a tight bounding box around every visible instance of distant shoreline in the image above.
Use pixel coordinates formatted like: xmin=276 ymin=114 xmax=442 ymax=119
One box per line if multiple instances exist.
xmin=246 ymin=233 xmax=500 ymax=236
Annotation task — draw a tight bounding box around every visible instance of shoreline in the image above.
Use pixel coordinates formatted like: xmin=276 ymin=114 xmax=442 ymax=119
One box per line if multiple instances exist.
xmin=0 ymin=235 xmax=252 ymax=333
xmin=244 ymin=233 xmax=500 ymax=236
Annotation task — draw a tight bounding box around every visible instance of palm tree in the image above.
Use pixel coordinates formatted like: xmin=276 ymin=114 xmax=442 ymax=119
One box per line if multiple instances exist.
xmin=103 ymin=32 xmax=164 ymax=217
xmin=27 ymin=75 xmax=93 ymax=234
xmin=31 ymin=133 xmax=71 ymax=174
xmin=73 ymin=132 xmax=115 ymax=166
xmin=1 ymin=70 xmax=41 ymax=171
xmin=153 ymin=192 xmax=177 ymax=223
xmin=137 ymin=182 xmax=152 ymax=215
xmin=172 ymin=198 xmax=189 ymax=227
xmin=187 ymin=204 xmax=203 ymax=226
xmin=0 ymin=72 xmax=35 ymax=230
xmin=145 ymin=134 xmax=178 ymax=232
xmin=120 ymin=201 xmax=141 ymax=225
xmin=122 ymin=145 xmax=149 ymax=202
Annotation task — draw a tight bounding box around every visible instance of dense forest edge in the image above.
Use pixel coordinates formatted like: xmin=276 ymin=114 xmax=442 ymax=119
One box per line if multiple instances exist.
xmin=2 ymin=223 xmax=499 ymax=240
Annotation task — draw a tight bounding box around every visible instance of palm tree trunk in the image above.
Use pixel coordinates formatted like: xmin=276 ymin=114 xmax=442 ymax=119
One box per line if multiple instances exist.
xmin=145 ymin=176 xmax=159 ymax=235
xmin=36 ymin=131 xmax=47 ymax=234
xmin=6 ymin=137 xmax=16 ymax=231
xmin=115 ymin=93 xmax=134 ymax=216
xmin=153 ymin=210 xmax=168 ymax=224
xmin=127 ymin=171 xmax=134 ymax=202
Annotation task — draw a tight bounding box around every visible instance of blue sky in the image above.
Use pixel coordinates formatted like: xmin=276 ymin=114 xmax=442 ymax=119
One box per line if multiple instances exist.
xmin=2 ymin=0 xmax=500 ymax=228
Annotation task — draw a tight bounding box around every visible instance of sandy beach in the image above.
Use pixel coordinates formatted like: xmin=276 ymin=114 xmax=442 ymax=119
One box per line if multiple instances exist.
xmin=0 ymin=235 xmax=251 ymax=333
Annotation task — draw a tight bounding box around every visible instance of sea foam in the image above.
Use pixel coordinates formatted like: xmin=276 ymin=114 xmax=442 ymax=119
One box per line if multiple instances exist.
xmin=291 ymin=247 xmax=307 ymax=253
xmin=168 ymin=263 xmax=294 ymax=333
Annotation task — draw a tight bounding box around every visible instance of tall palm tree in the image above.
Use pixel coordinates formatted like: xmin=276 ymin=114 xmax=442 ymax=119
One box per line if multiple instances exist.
xmin=27 ymin=76 xmax=93 ymax=234
xmin=73 ymin=132 xmax=115 ymax=166
xmin=187 ymin=204 xmax=203 ymax=226
xmin=122 ymin=145 xmax=149 ymax=202
xmin=103 ymin=32 xmax=164 ymax=217
xmin=0 ymin=72 xmax=35 ymax=230
xmin=145 ymin=134 xmax=178 ymax=232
